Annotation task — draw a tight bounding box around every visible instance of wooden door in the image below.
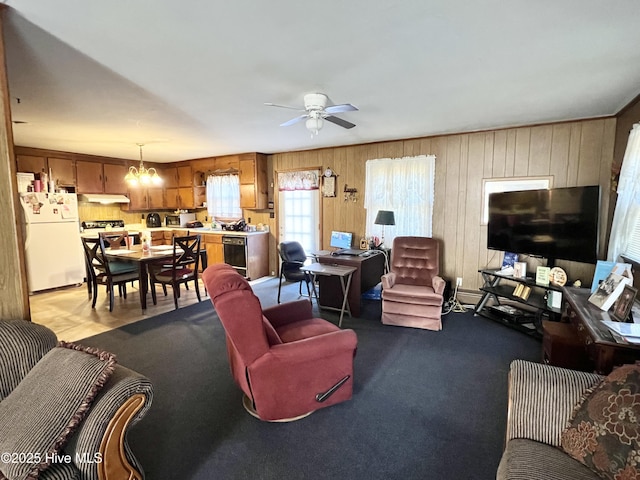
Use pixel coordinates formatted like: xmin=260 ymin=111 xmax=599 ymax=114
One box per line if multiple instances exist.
xmin=127 ymin=188 xmax=147 ymax=210
xmin=16 ymin=155 xmax=46 ymax=174
xmin=76 ymin=161 xmax=104 ymax=193
xmin=165 ymin=187 xmax=179 ymax=210
xmin=178 ymin=187 xmax=194 ymax=208
xmin=163 ymin=167 xmax=178 ymax=189
xmin=147 ymin=187 xmax=165 ymax=209
xmin=103 ymin=164 xmax=129 ymax=194
xmin=177 ymin=165 xmax=192 ymax=187
xmin=47 ymin=157 xmax=75 ymax=187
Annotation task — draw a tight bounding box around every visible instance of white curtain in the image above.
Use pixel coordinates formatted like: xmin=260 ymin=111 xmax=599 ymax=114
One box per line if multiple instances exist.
xmin=364 ymin=155 xmax=436 ymax=246
xmin=206 ymin=174 xmax=242 ymax=220
xmin=608 ymin=123 xmax=640 ymax=262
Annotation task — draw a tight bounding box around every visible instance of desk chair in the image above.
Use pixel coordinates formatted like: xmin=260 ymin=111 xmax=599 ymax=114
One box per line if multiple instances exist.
xmin=81 ymin=237 xmax=139 ymax=312
xmin=277 ymin=241 xmax=313 ymax=304
xmin=148 ymin=234 xmax=202 ymax=309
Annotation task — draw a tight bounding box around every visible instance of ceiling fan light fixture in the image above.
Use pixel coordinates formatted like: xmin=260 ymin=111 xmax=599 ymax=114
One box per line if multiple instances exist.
xmin=306 ymin=116 xmax=323 ymax=136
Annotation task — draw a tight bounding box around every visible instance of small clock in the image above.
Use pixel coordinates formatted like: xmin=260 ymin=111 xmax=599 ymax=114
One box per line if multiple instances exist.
xmin=324 ymin=168 xmax=333 ymax=178
xmin=549 ymin=267 xmax=568 ymax=286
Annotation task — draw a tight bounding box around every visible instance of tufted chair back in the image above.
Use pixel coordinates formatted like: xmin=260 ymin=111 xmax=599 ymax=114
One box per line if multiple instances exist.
xmin=390 ymin=236 xmax=440 ymax=286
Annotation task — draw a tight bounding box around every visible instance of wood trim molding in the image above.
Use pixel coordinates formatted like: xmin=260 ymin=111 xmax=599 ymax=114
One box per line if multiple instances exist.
xmin=98 ymin=393 xmax=147 ymax=480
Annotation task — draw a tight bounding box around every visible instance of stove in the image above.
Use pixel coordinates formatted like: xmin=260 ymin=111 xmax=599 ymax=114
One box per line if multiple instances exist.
xmin=81 ymin=219 xmax=125 ymax=230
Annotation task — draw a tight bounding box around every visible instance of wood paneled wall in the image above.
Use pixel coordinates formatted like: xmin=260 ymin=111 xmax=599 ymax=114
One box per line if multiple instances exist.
xmin=0 ymin=6 xmax=29 ymax=319
xmin=271 ymin=118 xmax=616 ymax=291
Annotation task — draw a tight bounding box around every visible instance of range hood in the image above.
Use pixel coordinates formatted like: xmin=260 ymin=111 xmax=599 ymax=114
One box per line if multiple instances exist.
xmin=79 ymin=194 xmax=130 ymax=204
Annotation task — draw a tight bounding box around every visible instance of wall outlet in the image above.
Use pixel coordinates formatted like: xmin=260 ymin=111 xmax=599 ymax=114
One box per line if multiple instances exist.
xmin=456 ymin=277 xmax=463 ymax=287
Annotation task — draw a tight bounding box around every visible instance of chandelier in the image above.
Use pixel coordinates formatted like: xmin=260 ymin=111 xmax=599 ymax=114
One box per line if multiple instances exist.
xmin=124 ymin=144 xmax=162 ymax=186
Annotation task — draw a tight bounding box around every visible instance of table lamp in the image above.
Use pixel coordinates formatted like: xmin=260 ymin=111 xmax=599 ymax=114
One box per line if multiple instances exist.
xmin=374 ymin=210 xmax=395 ymax=247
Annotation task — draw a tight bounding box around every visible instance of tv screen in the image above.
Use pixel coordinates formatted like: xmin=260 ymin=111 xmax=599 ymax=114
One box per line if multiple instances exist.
xmin=330 ymin=231 xmax=353 ymax=249
xmin=487 ymin=185 xmax=600 ymax=265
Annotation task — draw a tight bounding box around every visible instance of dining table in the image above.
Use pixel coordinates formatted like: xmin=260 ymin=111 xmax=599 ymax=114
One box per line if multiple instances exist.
xmin=105 ymin=244 xmax=208 ymax=309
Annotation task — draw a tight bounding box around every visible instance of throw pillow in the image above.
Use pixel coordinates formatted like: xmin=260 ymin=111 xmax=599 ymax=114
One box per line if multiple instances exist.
xmin=0 ymin=342 xmax=116 ymax=480
xmin=560 ymin=362 xmax=640 ymax=480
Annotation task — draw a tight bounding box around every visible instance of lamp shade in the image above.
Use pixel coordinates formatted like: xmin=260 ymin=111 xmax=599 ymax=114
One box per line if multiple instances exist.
xmin=374 ymin=210 xmax=395 ymax=226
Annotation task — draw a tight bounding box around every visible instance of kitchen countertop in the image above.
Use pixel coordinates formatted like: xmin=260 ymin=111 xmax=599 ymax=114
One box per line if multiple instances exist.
xmin=82 ymin=225 xmax=268 ymax=237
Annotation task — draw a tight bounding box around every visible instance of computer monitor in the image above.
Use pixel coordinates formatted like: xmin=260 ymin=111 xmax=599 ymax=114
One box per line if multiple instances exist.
xmin=330 ymin=231 xmax=353 ymax=250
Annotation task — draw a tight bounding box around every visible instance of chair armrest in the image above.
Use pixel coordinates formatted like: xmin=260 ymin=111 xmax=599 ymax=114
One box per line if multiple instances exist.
xmin=261 ymin=328 xmax=357 ymax=364
xmin=65 ymin=365 xmax=154 ymax=480
xmin=432 ymin=275 xmax=446 ymax=295
xmin=381 ymin=272 xmax=396 ymax=290
xmin=0 ymin=320 xmax=57 ymax=400
xmin=505 ymin=360 xmax=602 ymax=447
xmin=262 ymin=299 xmax=314 ymax=327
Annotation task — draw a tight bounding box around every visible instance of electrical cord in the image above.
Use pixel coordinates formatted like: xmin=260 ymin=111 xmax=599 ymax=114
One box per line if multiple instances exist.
xmin=442 ymin=283 xmax=467 ymax=315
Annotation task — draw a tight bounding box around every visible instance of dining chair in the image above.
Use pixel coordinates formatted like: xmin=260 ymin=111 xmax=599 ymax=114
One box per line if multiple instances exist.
xmin=99 ymin=231 xmax=130 ymax=249
xmin=81 ymin=237 xmax=139 ymax=312
xmin=148 ymin=234 xmax=202 ymax=309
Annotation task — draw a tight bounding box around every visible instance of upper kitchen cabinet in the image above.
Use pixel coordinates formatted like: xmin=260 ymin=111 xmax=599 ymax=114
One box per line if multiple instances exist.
xmin=47 ymin=158 xmax=75 ymax=188
xmin=177 ymin=165 xmax=192 ymax=187
xmin=127 ymin=186 xmax=165 ymax=210
xmin=16 ymin=154 xmax=46 ymax=174
xmin=165 ymin=187 xmax=194 ymax=210
xmin=76 ymin=160 xmax=104 ymax=193
xmin=239 ymin=153 xmax=268 ymax=209
xmin=103 ymin=163 xmax=129 ymax=194
xmin=16 ymin=154 xmax=76 ymax=189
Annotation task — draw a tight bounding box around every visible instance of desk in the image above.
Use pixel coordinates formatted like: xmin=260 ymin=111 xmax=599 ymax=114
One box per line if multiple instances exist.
xmin=302 ymin=263 xmax=357 ymax=327
xmin=562 ymin=287 xmax=640 ymax=374
xmin=106 ymin=246 xmax=208 ymax=309
xmin=316 ymin=252 xmax=385 ymax=317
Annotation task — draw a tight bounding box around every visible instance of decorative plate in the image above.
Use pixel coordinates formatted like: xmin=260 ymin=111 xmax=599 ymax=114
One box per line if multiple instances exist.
xmin=549 ymin=267 xmax=567 ymax=286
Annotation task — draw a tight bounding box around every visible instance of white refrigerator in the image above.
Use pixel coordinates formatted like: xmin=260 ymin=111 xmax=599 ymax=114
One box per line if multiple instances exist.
xmin=20 ymin=192 xmax=86 ymax=293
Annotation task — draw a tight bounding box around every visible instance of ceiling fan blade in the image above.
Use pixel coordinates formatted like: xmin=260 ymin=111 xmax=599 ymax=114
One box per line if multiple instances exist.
xmin=324 ymin=103 xmax=358 ymax=114
xmin=280 ymin=114 xmax=309 ymax=127
xmin=324 ymin=115 xmax=356 ymax=129
xmin=264 ymin=102 xmax=303 ymax=111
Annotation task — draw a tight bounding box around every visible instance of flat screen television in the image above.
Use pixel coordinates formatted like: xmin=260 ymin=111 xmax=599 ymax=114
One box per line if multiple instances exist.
xmin=330 ymin=231 xmax=353 ymax=249
xmin=487 ymin=185 xmax=600 ymax=265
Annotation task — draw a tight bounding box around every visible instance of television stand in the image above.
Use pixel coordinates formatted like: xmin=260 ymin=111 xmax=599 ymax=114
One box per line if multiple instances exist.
xmin=474 ymin=269 xmax=563 ymax=338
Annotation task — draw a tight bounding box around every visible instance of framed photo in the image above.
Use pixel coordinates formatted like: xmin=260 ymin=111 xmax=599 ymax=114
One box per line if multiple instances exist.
xmin=611 ymin=284 xmax=637 ymax=322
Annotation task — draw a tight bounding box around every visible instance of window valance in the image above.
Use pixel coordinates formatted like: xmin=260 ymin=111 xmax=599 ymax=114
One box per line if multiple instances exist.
xmin=277 ymin=170 xmax=320 ymax=191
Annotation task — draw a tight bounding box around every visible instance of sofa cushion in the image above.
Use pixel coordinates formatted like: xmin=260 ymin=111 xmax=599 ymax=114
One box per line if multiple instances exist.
xmin=0 ymin=320 xmax=57 ymax=401
xmin=0 ymin=342 xmax=116 ymax=480
xmin=560 ymin=363 xmax=640 ymax=480
xmin=498 ymin=439 xmax=599 ymax=480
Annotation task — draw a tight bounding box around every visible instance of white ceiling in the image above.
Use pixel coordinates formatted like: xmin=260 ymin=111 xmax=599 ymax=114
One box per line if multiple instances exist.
xmin=3 ymin=0 xmax=640 ymax=163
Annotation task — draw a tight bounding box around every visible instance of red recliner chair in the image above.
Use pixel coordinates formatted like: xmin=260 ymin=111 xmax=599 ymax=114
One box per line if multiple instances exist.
xmin=202 ymin=264 xmax=358 ymax=421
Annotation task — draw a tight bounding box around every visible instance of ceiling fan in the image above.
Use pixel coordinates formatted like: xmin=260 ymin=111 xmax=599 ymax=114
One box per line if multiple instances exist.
xmin=265 ymin=93 xmax=358 ymax=135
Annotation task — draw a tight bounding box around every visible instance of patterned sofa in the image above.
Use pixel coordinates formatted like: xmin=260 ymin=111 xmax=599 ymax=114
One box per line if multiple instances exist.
xmin=0 ymin=319 xmax=153 ymax=480
xmin=498 ymin=359 xmax=640 ymax=480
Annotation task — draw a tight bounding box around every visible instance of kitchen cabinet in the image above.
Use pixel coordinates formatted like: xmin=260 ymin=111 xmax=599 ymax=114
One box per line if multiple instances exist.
xmin=103 ymin=163 xmax=129 ymax=194
xmin=202 ymin=233 xmax=224 ymax=265
xmin=165 ymin=187 xmax=194 ymax=209
xmin=162 ymin=167 xmax=178 ymax=189
xmin=128 ymin=187 xmax=165 ymax=210
xmin=177 ymin=165 xmax=192 ymax=187
xmin=76 ymin=161 xmax=104 ymax=193
xmin=16 ymin=154 xmax=46 ymax=174
xmin=47 ymin=157 xmax=75 ymax=187
xmin=239 ymin=153 xmax=268 ymax=209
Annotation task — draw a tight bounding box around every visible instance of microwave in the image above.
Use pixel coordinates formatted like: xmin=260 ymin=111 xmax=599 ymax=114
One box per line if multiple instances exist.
xmin=165 ymin=215 xmax=180 ymax=226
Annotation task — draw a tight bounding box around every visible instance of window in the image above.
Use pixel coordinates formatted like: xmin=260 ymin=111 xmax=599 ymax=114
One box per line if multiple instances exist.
xmin=481 ymin=176 xmax=552 ymax=224
xmin=364 ymin=155 xmax=435 ymax=246
xmin=609 ymin=123 xmax=640 ymax=263
xmin=206 ymin=174 xmax=241 ymax=220
xmin=277 ymin=169 xmax=321 ymax=254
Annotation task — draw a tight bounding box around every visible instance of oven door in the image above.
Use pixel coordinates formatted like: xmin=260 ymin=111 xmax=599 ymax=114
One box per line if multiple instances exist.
xmin=222 ymin=236 xmax=247 ymax=276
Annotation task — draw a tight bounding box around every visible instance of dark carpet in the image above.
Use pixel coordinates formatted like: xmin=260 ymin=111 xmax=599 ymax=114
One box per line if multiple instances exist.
xmin=80 ymin=279 xmax=541 ymax=480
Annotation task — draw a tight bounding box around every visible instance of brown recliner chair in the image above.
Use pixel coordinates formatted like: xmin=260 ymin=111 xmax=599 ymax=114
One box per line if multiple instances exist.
xmin=381 ymin=236 xmax=445 ymax=330
xmin=202 ymin=264 xmax=358 ymax=421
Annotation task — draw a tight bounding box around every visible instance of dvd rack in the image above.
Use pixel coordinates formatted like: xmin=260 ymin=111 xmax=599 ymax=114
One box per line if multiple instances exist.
xmin=474 ymin=269 xmax=564 ymax=338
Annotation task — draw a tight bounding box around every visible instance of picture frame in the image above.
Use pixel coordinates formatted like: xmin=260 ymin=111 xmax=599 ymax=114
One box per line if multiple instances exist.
xmin=322 ymin=175 xmax=336 ymax=197
xmin=611 ymin=284 xmax=637 ymax=322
